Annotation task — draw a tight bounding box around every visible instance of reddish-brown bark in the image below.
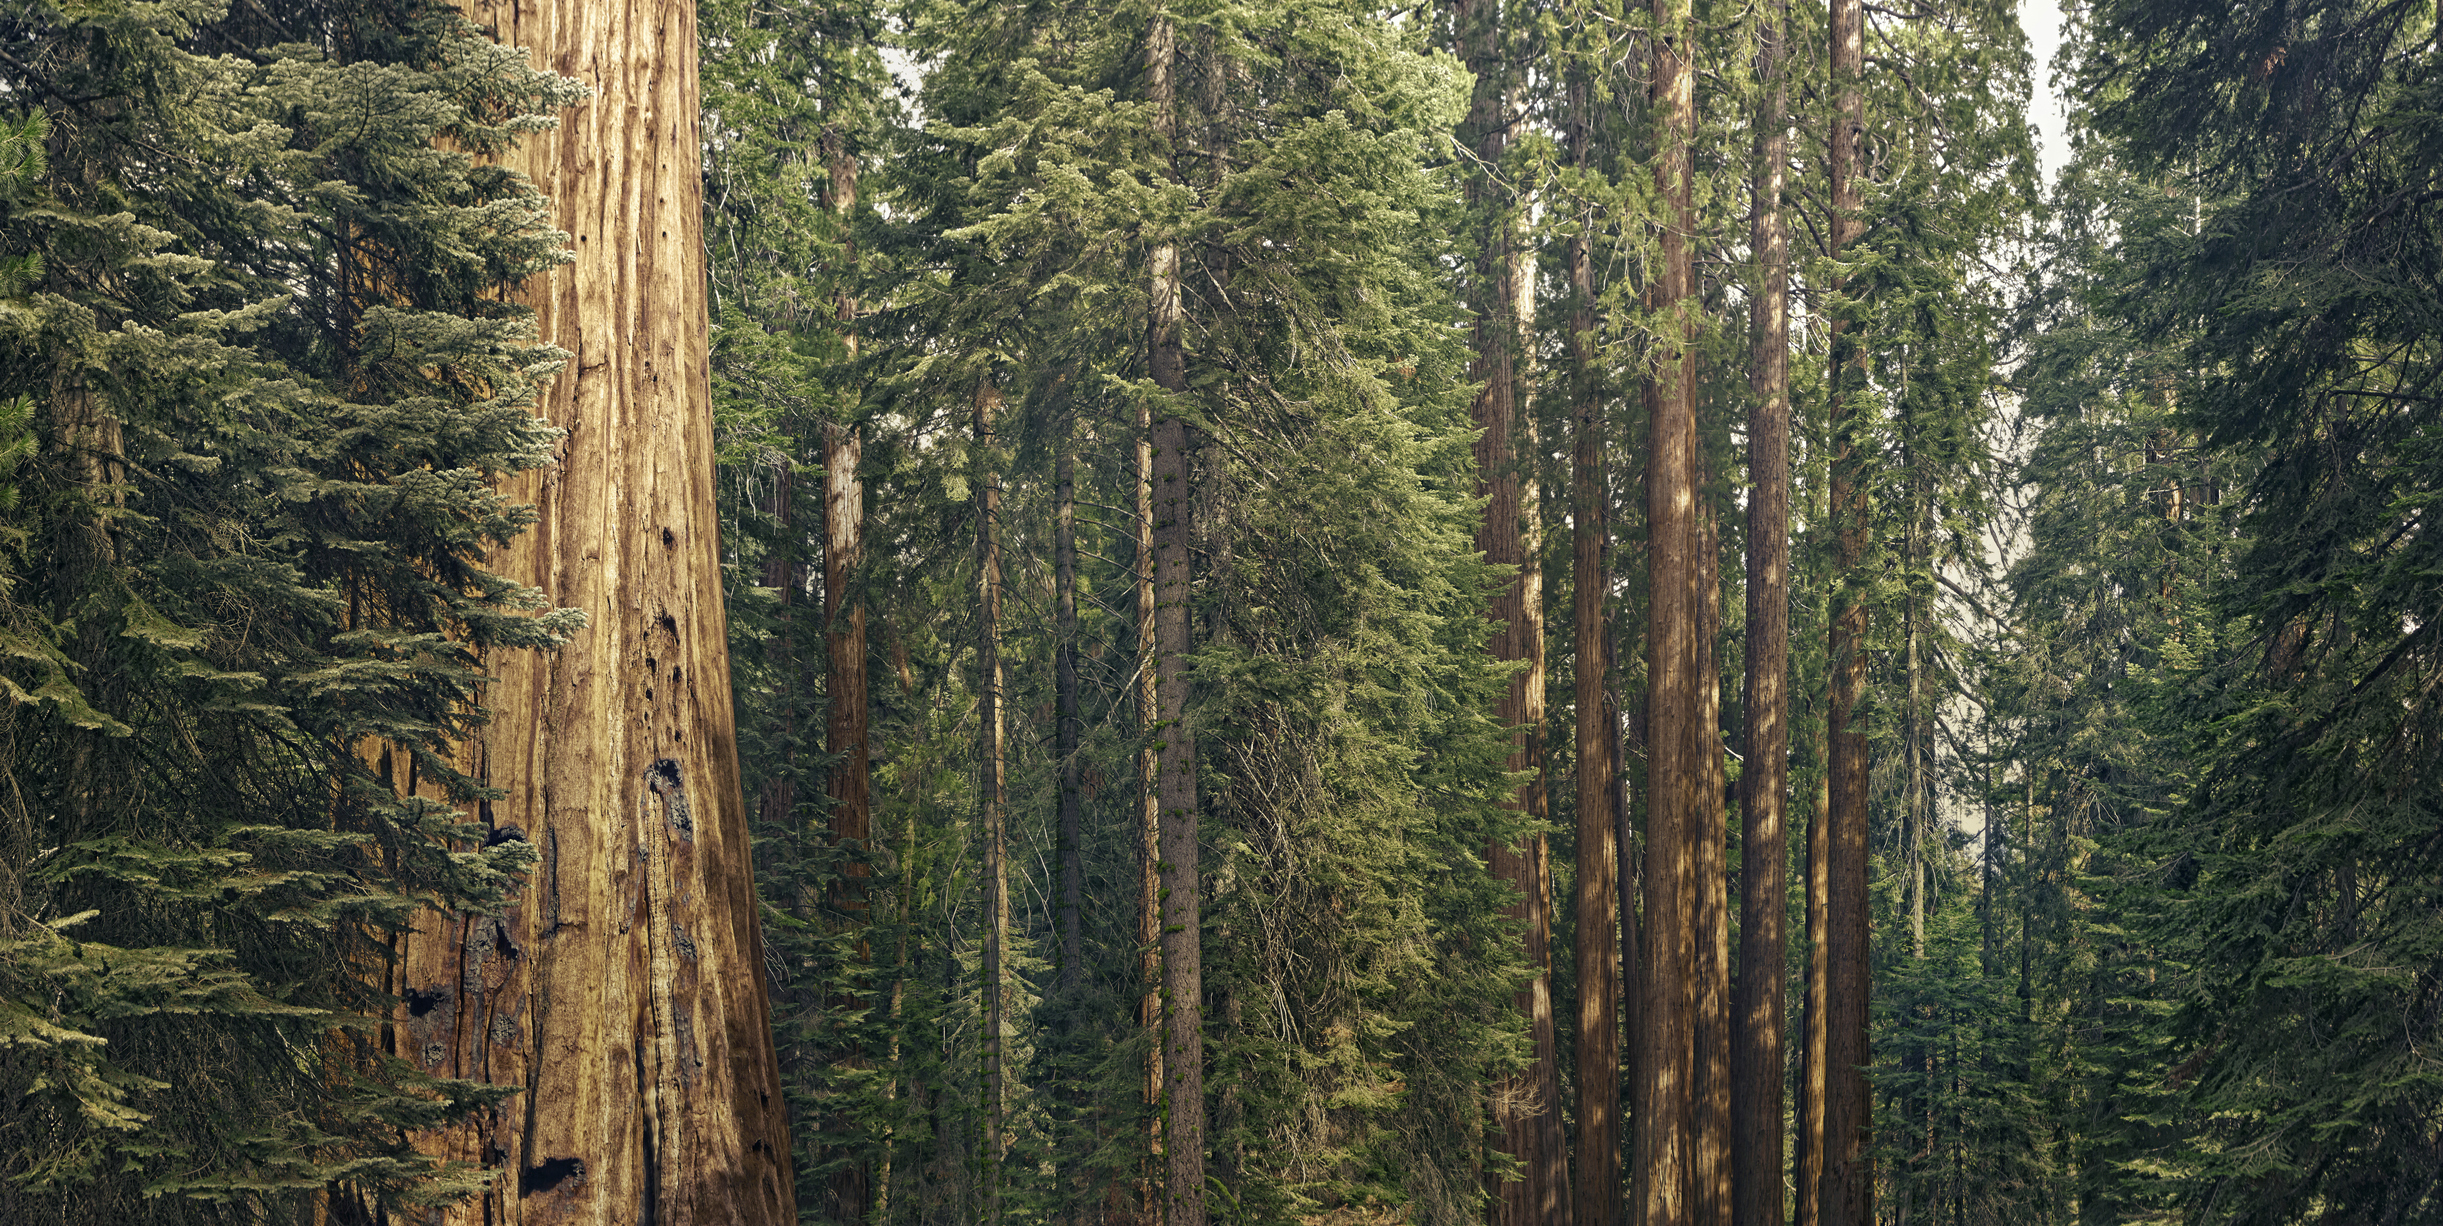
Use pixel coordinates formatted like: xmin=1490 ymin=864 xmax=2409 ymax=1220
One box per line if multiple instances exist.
xmin=391 ymin=1 xmax=795 ymax=1219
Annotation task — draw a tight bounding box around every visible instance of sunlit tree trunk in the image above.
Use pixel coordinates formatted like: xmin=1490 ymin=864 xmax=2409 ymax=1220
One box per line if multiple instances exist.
xmin=975 ymin=379 xmax=1011 ymax=1226
xmin=822 ymin=414 xmax=872 ymax=1221
xmin=1695 ymin=468 xmax=1731 ymax=1226
xmin=1452 ymin=2 xmax=1565 ymax=1218
xmin=393 ymin=1 xmax=794 ymax=1219
xmin=1733 ymin=2 xmax=1793 ymax=1219
xmin=1135 ymin=385 xmax=1166 ymax=1226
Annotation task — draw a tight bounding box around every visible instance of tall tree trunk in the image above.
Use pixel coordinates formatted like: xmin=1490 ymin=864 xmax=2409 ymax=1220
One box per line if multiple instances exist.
xmin=823 ymin=415 xmax=872 ymax=1221
xmin=975 ymin=379 xmax=1011 ymax=1226
xmin=1136 ymin=386 xmax=1166 ymax=1226
xmin=1453 ymin=2 xmax=1565 ymax=1218
xmin=1568 ymin=65 xmax=1622 ymax=1226
xmin=1056 ymin=417 xmax=1083 ymax=995
xmin=1642 ymin=0 xmax=1699 ymax=1222
xmin=1733 ymin=3 xmax=1793 ymax=1219
xmin=1796 ymin=771 xmax=1831 ymax=1226
xmin=820 ymin=109 xmax=875 ymax=1226
xmin=1821 ymin=0 xmax=1874 ymax=1215
xmin=397 ymin=1 xmax=795 ymax=1219
xmin=1521 ymin=263 xmax=1569 ymax=1226
xmin=758 ymin=462 xmax=798 ymax=835
xmin=1696 ymin=470 xmax=1731 ymax=1226
xmin=1147 ymin=19 xmax=1205 ymax=1223
xmin=1053 ymin=406 xmax=1087 ymax=1222
xmin=1151 ymin=322 xmax=1205 ymax=1226
xmin=1617 ymin=692 xmax=1643 ymax=1226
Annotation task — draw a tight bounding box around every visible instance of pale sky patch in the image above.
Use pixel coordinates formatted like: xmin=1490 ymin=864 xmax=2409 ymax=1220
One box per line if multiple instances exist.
xmin=2021 ymin=0 xmax=2070 ymax=184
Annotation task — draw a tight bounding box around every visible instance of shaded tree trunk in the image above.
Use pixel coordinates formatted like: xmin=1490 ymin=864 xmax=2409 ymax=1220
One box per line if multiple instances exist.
xmin=1056 ymin=417 xmax=1082 ymax=994
xmin=1796 ymin=771 xmax=1831 ymax=1226
xmin=1148 ymin=19 xmax=1205 ymax=1222
xmin=1733 ymin=3 xmax=1793 ymax=1219
xmin=1820 ymin=0 xmax=1875 ymax=1214
xmin=395 ymin=0 xmax=795 ymax=1219
xmin=1642 ymin=1 xmax=1699 ymax=1223
xmin=1568 ymin=64 xmax=1622 ymax=1226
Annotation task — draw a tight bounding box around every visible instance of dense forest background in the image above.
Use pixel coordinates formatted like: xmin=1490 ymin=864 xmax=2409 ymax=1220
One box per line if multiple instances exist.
xmin=1 ymin=0 xmax=2438 ymax=1223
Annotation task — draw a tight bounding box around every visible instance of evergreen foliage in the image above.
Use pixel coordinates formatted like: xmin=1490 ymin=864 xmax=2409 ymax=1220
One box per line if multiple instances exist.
xmin=0 ymin=0 xmax=579 ymax=1219
xmin=9 ymin=0 xmax=2439 ymax=1218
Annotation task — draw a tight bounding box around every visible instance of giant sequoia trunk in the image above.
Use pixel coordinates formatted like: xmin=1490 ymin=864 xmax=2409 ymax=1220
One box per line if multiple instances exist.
xmin=1641 ymin=2 xmax=1699 ymax=1224
xmin=1733 ymin=2 xmax=1793 ymax=1221
xmin=1821 ymin=0 xmax=1876 ymax=1219
xmin=389 ymin=0 xmax=795 ymax=1220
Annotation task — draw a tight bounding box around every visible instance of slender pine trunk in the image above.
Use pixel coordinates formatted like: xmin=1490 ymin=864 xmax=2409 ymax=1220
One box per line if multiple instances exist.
xmin=1056 ymin=417 xmax=1083 ymax=994
xmin=1135 ymin=390 xmax=1166 ymax=1226
xmin=1148 ymin=20 xmax=1205 ymax=1222
xmin=975 ymin=380 xmax=1011 ymax=1226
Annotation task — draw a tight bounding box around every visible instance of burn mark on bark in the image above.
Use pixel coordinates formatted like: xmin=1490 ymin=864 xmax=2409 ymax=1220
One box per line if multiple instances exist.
xmin=405 ymin=986 xmax=446 ymax=1018
xmin=464 ymin=921 xmax=495 ymax=997
xmin=519 ymin=1156 xmax=585 ymax=1197
xmin=543 ymin=826 xmax=563 ymax=935
xmin=671 ymin=920 xmax=698 ymax=961
xmin=662 ymin=526 xmax=676 ymax=549
xmin=647 ymin=758 xmax=692 ymax=839
xmin=672 ymin=1005 xmax=701 ymax=1088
